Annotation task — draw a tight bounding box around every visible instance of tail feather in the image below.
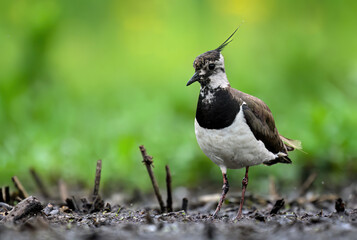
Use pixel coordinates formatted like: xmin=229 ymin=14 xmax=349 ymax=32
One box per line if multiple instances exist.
xmin=279 ymin=135 xmax=302 ymax=152
xmin=263 ymin=156 xmax=292 ymax=166
xmin=264 ymin=136 xmax=302 ymax=166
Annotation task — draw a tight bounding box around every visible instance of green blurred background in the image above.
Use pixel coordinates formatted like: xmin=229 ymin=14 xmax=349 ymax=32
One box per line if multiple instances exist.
xmin=1 ymin=0 xmax=357 ymax=195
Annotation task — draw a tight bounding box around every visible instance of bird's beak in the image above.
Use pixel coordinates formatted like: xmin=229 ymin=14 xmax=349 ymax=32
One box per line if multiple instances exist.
xmin=186 ymin=72 xmax=200 ymax=86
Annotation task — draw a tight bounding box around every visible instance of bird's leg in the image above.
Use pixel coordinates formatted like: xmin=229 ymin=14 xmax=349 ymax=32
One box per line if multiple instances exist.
xmin=236 ymin=166 xmax=249 ymax=220
xmin=213 ymin=167 xmax=229 ymax=218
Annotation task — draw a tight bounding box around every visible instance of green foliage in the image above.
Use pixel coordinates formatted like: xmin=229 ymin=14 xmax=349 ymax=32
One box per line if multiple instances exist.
xmin=1 ymin=0 xmax=356 ymax=192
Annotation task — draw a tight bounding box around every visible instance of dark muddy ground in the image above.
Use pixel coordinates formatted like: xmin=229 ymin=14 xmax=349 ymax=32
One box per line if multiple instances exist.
xmin=1 ymin=183 xmax=357 ymax=240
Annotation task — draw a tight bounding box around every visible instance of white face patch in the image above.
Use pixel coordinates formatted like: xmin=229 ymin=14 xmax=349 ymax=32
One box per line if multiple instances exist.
xmin=202 ymin=54 xmax=229 ymax=90
xmin=208 ymin=71 xmax=229 ymax=89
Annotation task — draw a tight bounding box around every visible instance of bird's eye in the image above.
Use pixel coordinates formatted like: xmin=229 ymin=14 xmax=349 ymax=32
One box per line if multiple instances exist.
xmin=208 ymin=63 xmax=215 ymax=70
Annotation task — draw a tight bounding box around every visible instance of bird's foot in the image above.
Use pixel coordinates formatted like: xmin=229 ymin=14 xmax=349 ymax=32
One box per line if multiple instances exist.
xmin=233 ymin=214 xmax=244 ymax=222
xmin=209 ymin=212 xmax=219 ymax=221
xmin=212 ymin=207 xmax=220 ymax=219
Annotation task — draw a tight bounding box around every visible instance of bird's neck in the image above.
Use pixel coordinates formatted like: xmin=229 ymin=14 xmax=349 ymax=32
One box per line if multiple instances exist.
xmin=200 ymin=72 xmax=230 ymax=95
xmin=199 ymin=78 xmax=230 ymax=106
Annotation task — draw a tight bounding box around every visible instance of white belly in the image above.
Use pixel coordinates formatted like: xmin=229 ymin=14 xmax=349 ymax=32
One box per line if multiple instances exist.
xmin=194 ymin=105 xmax=276 ymax=169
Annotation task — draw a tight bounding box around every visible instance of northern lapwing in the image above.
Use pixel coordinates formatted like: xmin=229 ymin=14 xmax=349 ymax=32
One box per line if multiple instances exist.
xmin=186 ymin=29 xmax=301 ymax=220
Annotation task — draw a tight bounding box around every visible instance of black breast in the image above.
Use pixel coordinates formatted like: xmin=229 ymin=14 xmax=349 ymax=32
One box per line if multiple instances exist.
xmin=196 ymin=88 xmax=241 ymax=129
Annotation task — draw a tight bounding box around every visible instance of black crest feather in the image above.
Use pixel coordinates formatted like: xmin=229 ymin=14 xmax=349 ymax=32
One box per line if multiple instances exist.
xmin=216 ymin=27 xmax=239 ymax=52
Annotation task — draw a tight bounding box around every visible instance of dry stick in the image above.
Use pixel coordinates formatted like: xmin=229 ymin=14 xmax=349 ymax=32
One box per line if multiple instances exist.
xmin=270 ymin=198 xmax=285 ymax=215
xmin=269 ymin=176 xmax=280 ymax=201
xmin=139 ymin=145 xmax=165 ymax=213
xmin=29 ymin=168 xmax=50 ymax=198
xmin=299 ymin=172 xmax=317 ymax=196
xmin=92 ymin=160 xmax=102 ymax=201
xmin=165 ymin=165 xmax=173 ymax=212
xmin=4 ymin=186 xmax=10 ymax=204
xmin=182 ymin=198 xmax=188 ymax=213
xmin=4 ymin=196 xmax=43 ymax=223
xmin=11 ymin=176 xmax=29 ymax=199
xmin=58 ymin=179 xmax=68 ymax=203
xmin=71 ymin=196 xmax=80 ymax=212
xmin=65 ymin=197 xmax=79 ymax=212
xmin=89 ymin=195 xmax=103 ymax=213
xmin=0 ymin=187 xmax=4 ymax=202
xmin=335 ymin=198 xmax=345 ymax=213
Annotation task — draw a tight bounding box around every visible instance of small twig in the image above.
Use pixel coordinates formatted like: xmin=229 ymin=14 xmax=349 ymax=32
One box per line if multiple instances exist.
xmin=335 ymin=198 xmax=345 ymax=213
xmin=66 ymin=196 xmax=80 ymax=212
xmin=0 ymin=187 xmax=4 ymax=202
xmin=72 ymin=196 xmax=80 ymax=212
xmin=92 ymin=160 xmax=102 ymax=201
xmin=58 ymin=179 xmax=68 ymax=203
xmin=165 ymin=165 xmax=173 ymax=212
xmin=12 ymin=176 xmax=29 ymax=199
xmin=89 ymin=195 xmax=102 ymax=213
xmin=139 ymin=145 xmax=165 ymax=213
xmin=270 ymin=198 xmax=285 ymax=214
xmin=29 ymin=168 xmax=50 ymax=198
xmin=295 ymin=193 xmax=338 ymax=205
xmin=182 ymin=198 xmax=188 ymax=213
xmin=299 ymin=172 xmax=317 ymax=196
xmin=269 ymin=176 xmax=280 ymax=200
xmin=4 ymin=186 xmax=10 ymax=204
xmin=3 ymin=196 xmax=43 ymax=223
xmin=65 ymin=198 xmax=75 ymax=211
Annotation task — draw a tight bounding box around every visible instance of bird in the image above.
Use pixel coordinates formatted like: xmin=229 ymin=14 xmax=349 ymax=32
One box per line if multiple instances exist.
xmin=186 ymin=28 xmax=301 ymax=220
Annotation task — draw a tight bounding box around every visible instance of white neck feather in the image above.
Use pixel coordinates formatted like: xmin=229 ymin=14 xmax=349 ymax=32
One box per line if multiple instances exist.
xmin=207 ymin=72 xmax=229 ymax=89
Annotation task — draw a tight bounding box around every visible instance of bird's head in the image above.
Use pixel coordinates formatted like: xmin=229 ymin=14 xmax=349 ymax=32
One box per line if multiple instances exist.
xmin=186 ymin=28 xmax=238 ymax=89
